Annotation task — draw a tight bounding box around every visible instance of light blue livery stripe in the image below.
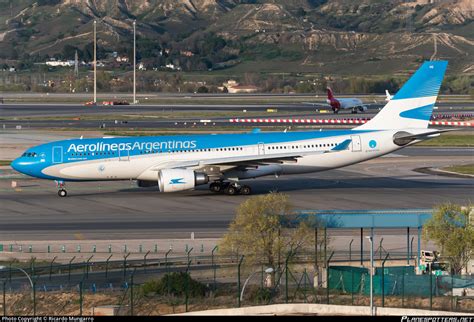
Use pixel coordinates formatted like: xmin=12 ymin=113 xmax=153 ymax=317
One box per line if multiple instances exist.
xmin=393 ymin=61 xmax=447 ymax=100
xmin=399 ymin=103 xmax=434 ymax=121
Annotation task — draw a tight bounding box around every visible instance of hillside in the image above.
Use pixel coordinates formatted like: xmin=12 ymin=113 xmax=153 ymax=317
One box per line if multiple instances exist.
xmin=0 ymin=0 xmax=473 ymax=76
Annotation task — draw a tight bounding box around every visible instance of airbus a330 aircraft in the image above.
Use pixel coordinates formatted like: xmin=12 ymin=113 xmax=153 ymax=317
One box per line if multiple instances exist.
xmin=12 ymin=61 xmax=449 ymax=197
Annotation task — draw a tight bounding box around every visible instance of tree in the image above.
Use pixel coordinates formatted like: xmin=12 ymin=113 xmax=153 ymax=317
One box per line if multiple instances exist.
xmin=219 ymin=193 xmax=318 ymax=272
xmin=423 ymin=203 xmax=474 ymax=274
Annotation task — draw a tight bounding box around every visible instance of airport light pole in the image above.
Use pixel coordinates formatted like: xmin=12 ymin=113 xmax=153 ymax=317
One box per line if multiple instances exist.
xmin=366 ymin=236 xmax=374 ymax=316
xmin=93 ymin=20 xmax=97 ymax=104
xmin=133 ymin=20 xmax=137 ymax=104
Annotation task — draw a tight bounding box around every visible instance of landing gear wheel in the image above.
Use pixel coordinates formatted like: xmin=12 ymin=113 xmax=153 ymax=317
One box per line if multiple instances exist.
xmin=240 ymin=185 xmax=251 ymax=195
xmin=210 ymin=182 xmax=222 ymax=193
xmin=58 ymin=189 xmax=67 ymax=197
xmin=224 ymin=185 xmax=238 ymax=196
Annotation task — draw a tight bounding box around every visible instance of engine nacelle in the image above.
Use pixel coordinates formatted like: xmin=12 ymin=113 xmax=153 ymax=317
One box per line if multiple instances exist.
xmin=158 ymin=169 xmax=209 ymax=192
xmin=358 ymin=105 xmax=368 ymax=112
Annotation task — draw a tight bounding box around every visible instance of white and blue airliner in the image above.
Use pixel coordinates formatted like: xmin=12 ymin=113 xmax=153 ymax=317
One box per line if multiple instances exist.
xmin=12 ymin=61 xmax=450 ymax=197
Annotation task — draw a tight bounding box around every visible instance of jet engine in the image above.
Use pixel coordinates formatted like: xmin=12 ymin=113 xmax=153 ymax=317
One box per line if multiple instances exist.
xmin=358 ymin=105 xmax=368 ymax=112
xmin=158 ymin=169 xmax=209 ymax=192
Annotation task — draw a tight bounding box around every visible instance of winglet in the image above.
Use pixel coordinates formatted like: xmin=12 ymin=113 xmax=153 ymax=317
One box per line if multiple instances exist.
xmin=328 ymin=139 xmax=352 ymax=152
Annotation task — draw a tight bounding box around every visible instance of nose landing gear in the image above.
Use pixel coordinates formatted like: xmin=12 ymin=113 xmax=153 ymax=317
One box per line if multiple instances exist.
xmin=209 ymin=181 xmax=252 ymax=195
xmin=56 ymin=181 xmax=67 ymax=197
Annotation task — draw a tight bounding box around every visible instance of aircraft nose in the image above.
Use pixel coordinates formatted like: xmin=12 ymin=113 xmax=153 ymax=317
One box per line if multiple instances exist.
xmin=10 ymin=159 xmax=21 ymax=172
xmin=11 ymin=158 xmax=26 ymax=174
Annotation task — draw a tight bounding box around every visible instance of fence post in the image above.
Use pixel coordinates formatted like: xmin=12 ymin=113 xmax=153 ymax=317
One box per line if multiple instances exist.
xmin=85 ymin=255 xmax=93 ymax=279
xmin=143 ymin=251 xmax=150 ymax=273
xmin=130 ymin=269 xmax=136 ymax=316
xmin=185 ymin=260 xmax=191 ymax=312
xmin=351 ymin=271 xmax=354 ymax=306
xmin=410 ymin=237 xmax=414 ymax=263
xmin=3 ymin=280 xmax=6 ymax=316
xmin=68 ymin=256 xmax=76 ymax=282
xmin=33 ymin=280 xmax=36 ymax=316
xmin=79 ymin=281 xmax=83 ymax=316
xmin=349 ymin=239 xmax=353 ymax=262
xmin=186 ymin=247 xmax=194 ymax=266
xmin=360 ymin=228 xmax=364 ymax=265
xmin=303 ymin=268 xmax=307 ymax=303
xmin=237 ymin=255 xmax=244 ymax=308
xmin=326 ymin=251 xmax=334 ymax=305
xmin=285 ymin=251 xmax=292 ymax=304
xmin=429 ymin=263 xmax=433 ymax=310
xmin=314 ymin=228 xmax=318 ymax=270
xmin=49 ymin=256 xmax=57 ymax=281
xmin=381 ymin=253 xmax=389 ymax=307
xmin=451 ymin=273 xmax=454 ymax=311
xmin=379 ymin=238 xmax=384 ymax=262
xmin=123 ymin=253 xmax=130 ymax=278
xmin=165 ymin=249 xmax=172 ymax=294
xmin=30 ymin=258 xmax=36 ymax=278
xmin=406 ymin=227 xmax=410 ymax=265
xmin=402 ymin=266 xmax=405 ymax=307
xmin=323 ymin=228 xmax=327 ymax=264
xmin=105 ymin=254 xmax=113 ymax=278
xmin=211 ymin=246 xmax=218 ymax=293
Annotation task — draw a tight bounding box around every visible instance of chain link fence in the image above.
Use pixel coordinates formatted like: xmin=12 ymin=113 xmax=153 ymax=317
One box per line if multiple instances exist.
xmin=0 ymin=251 xmax=472 ymax=315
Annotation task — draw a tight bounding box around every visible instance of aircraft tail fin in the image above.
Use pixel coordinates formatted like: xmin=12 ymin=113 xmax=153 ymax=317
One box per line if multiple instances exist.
xmin=326 ymin=87 xmax=334 ymax=100
xmin=357 ymin=61 xmax=448 ymax=130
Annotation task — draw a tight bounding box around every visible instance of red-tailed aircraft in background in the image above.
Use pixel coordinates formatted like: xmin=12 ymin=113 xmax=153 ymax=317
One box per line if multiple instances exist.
xmin=301 ymin=88 xmax=372 ymax=114
xmin=325 ymin=88 xmax=367 ymax=114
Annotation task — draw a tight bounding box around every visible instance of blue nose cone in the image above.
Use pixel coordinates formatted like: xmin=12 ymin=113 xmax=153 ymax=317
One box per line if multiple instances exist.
xmin=10 ymin=158 xmax=24 ymax=173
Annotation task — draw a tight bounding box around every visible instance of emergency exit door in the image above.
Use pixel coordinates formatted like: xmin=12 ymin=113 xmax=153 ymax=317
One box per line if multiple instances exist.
xmin=350 ymin=135 xmax=362 ymax=152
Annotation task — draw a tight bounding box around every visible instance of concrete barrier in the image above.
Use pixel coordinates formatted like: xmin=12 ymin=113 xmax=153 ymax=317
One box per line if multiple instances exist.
xmin=171 ymin=303 xmax=473 ymax=316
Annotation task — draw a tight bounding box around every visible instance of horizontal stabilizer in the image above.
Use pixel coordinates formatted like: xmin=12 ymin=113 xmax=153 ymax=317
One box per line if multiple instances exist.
xmin=393 ymin=128 xmax=458 ymax=146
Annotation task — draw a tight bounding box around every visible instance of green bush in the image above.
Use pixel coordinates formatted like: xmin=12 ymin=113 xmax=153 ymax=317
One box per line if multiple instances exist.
xmin=247 ymin=287 xmax=272 ymax=304
xmin=141 ymin=272 xmax=207 ymax=297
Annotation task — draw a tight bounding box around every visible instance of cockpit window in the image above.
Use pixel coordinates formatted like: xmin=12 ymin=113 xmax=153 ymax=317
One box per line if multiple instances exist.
xmin=22 ymin=152 xmax=38 ymax=158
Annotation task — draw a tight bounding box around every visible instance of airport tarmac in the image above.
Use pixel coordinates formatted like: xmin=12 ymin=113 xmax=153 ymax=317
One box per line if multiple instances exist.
xmin=0 ymin=149 xmax=472 ymax=241
xmin=1 ymin=102 xmax=472 ymax=118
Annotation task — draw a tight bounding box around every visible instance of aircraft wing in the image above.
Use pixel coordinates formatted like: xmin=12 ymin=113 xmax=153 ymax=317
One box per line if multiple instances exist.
xmin=301 ymin=102 xmax=329 ymax=107
xmin=150 ymin=139 xmax=352 ymax=170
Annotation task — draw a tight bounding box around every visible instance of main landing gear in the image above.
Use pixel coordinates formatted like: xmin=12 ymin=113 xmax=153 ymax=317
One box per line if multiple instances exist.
xmin=209 ymin=181 xmax=252 ymax=195
xmin=56 ymin=181 xmax=67 ymax=197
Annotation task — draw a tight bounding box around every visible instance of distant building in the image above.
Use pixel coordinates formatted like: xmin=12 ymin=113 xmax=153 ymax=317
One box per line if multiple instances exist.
xmin=116 ymin=56 xmax=129 ymax=63
xmin=180 ymin=50 xmax=195 ymax=57
xmin=221 ymin=79 xmax=258 ymax=94
xmin=138 ymin=62 xmax=147 ymax=71
xmin=164 ymin=63 xmax=181 ymax=71
xmin=45 ymin=59 xmax=75 ymax=67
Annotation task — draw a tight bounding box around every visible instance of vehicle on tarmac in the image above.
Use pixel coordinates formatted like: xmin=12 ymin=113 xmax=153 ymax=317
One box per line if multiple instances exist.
xmin=102 ymin=100 xmax=130 ymax=106
xmin=12 ymin=61 xmax=451 ymax=197
xmin=84 ymin=101 xmax=97 ymax=107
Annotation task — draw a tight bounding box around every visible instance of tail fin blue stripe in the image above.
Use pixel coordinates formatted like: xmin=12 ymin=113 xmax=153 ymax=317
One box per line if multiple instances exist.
xmin=393 ymin=61 xmax=448 ymax=100
xmin=399 ymin=103 xmax=434 ymax=121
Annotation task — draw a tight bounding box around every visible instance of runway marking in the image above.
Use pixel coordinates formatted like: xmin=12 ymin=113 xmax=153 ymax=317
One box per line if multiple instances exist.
xmin=74 ymin=233 xmax=85 ymax=240
xmin=382 ymin=153 xmax=407 ymax=158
